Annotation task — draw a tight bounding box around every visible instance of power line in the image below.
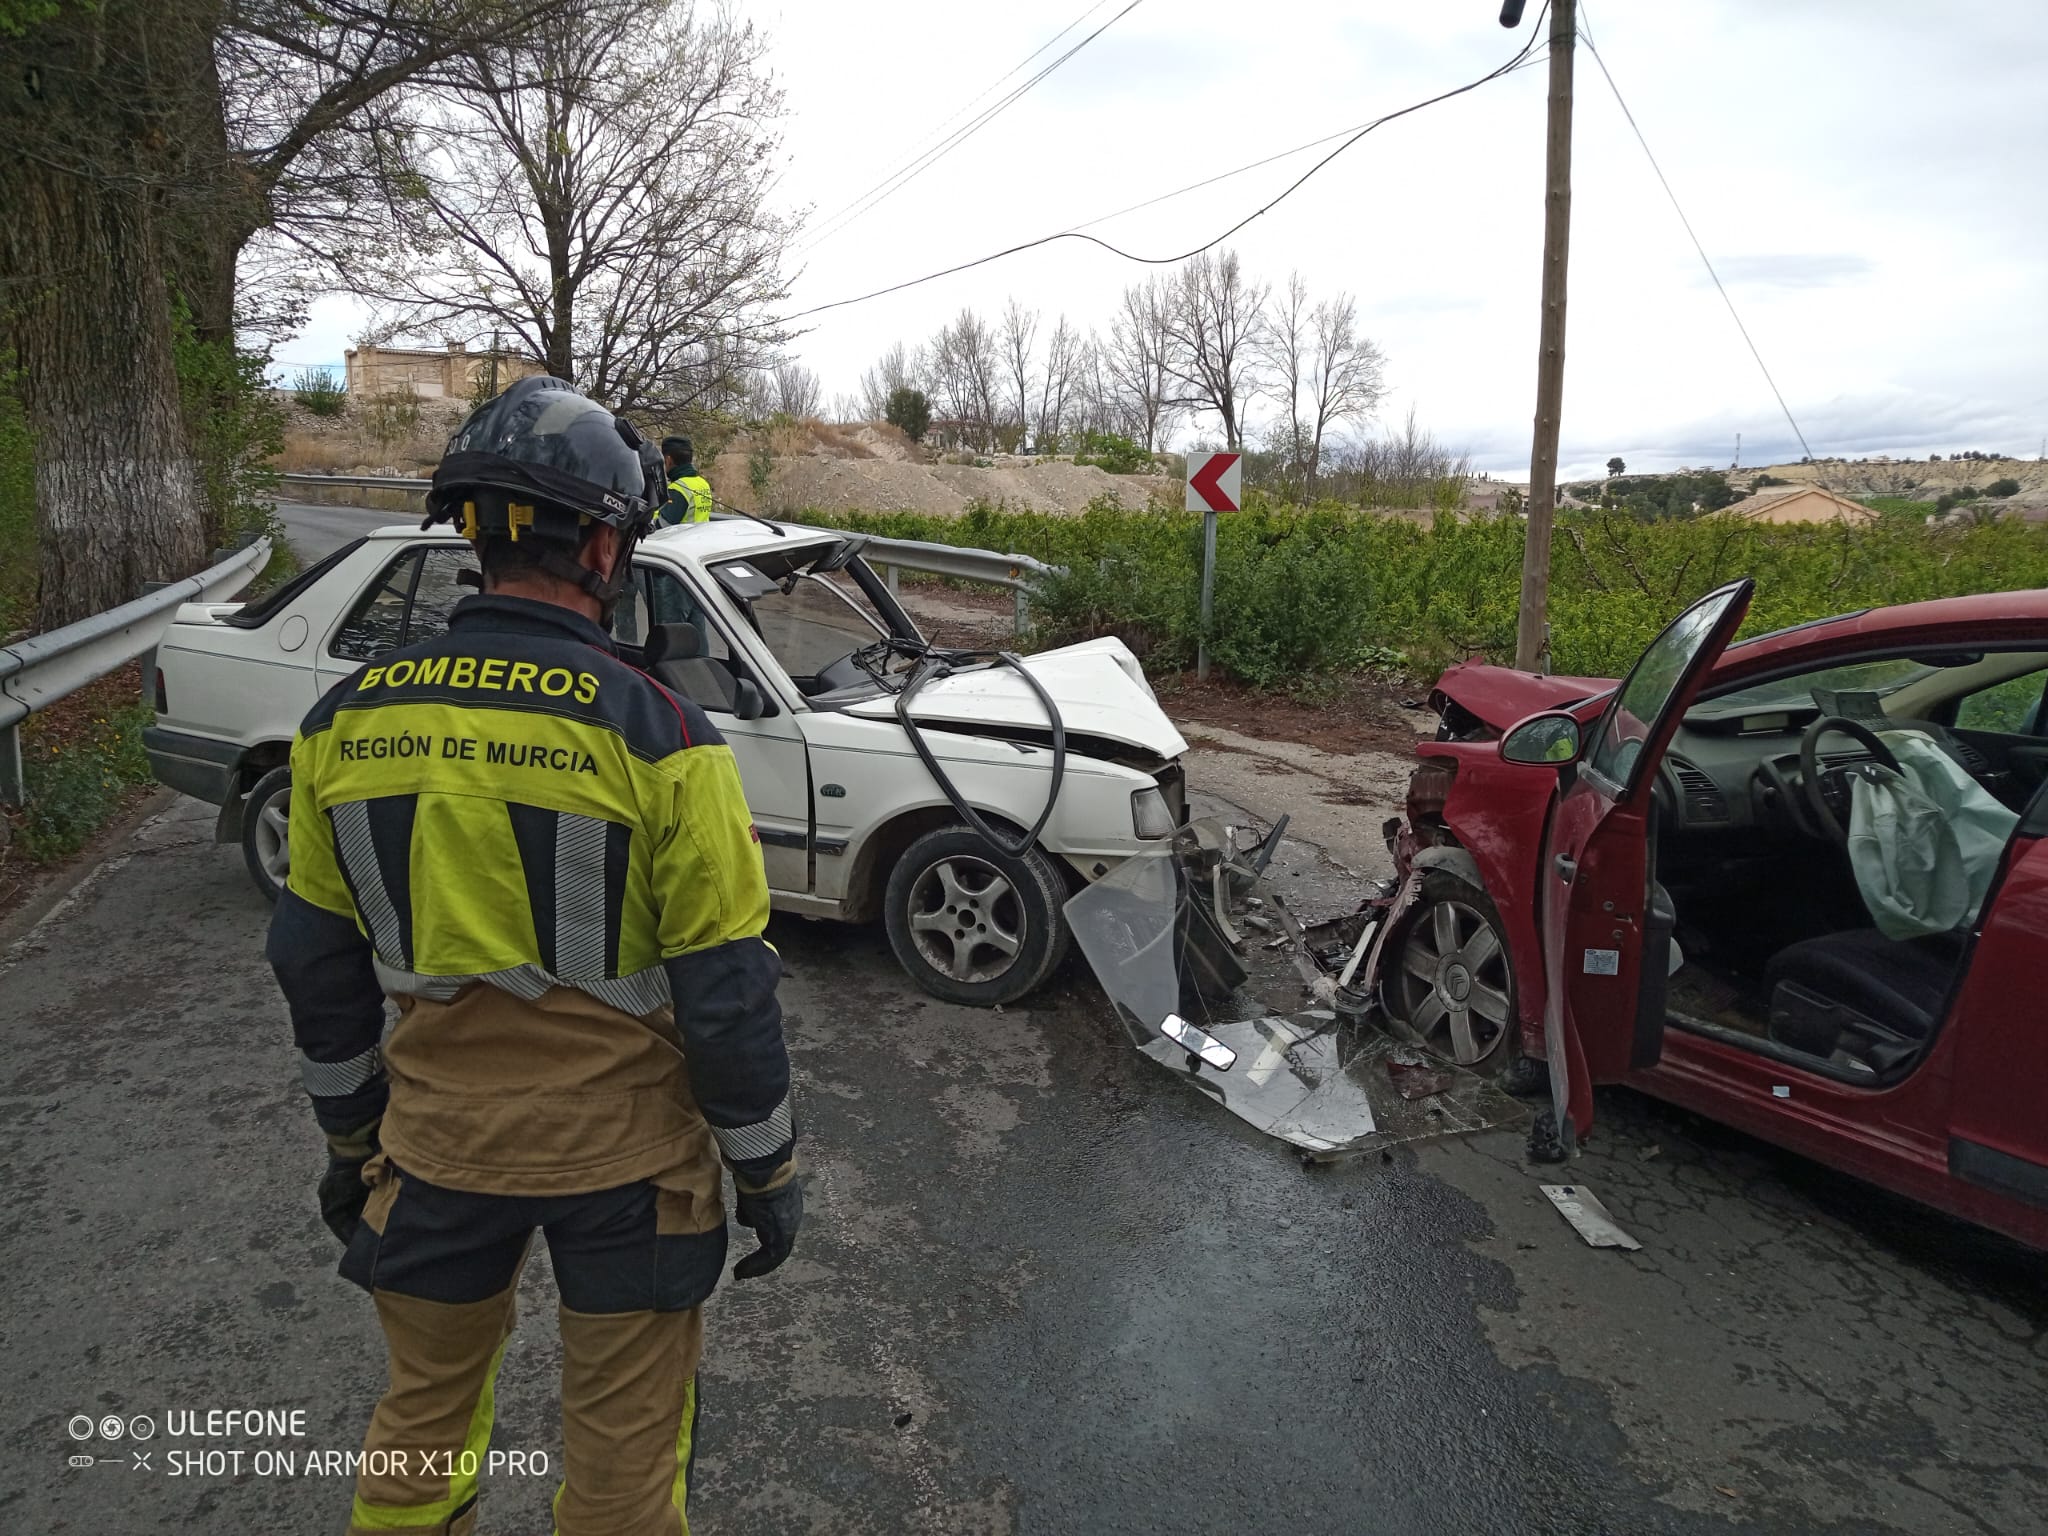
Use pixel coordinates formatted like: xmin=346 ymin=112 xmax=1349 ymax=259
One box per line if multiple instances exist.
xmin=803 ymin=0 xmax=1119 ymax=245
xmin=785 ymin=7 xmax=1551 ymax=324
xmin=800 ymin=0 xmax=1147 ymax=256
xmin=1060 ymin=47 xmax=1549 ymax=237
xmin=1577 ymin=16 xmax=1816 ymax=462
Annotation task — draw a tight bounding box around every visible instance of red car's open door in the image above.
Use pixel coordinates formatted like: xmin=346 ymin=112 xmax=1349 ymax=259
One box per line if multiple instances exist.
xmin=1537 ymin=579 xmax=1754 ymax=1153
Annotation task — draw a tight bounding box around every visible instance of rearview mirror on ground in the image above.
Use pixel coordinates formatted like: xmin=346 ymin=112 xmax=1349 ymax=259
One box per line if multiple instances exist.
xmin=1501 ymin=710 xmax=1583 ymax=766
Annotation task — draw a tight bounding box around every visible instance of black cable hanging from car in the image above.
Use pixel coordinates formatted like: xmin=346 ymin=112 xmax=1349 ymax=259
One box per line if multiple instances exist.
xmin=854 ymin=637 xmax=1069 ymax=861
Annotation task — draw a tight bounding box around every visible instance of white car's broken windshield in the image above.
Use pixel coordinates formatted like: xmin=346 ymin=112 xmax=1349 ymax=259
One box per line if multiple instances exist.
xmin=709 ymin=543 xmax=913 ymax=695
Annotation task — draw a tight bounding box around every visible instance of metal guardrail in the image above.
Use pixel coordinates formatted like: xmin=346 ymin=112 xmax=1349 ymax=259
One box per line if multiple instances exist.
xmin=279 ymin=472 xmax=430 ymax=495
xmin=0 ymin=538 xmax=273 ymax=805
xmin=274 ymin=473 xmax=1064 ymax=635
xmin=860 ymin=535 xmax=1060 ymax=636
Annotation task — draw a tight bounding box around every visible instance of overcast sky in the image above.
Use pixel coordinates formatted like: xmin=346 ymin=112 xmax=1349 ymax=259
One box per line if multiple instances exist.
xmin=279 ymin=0 xmax=2047 ymax=480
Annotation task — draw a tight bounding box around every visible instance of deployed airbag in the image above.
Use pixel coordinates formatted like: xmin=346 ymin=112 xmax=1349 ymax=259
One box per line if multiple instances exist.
xmin=1847 ymin=731 xmax=2020 ymax=939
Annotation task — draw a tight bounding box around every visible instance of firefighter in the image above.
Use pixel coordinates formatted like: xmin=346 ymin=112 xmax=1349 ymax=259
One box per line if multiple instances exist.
xmin=659 ymin=435 xmax=714 ymax=525
xmin=267 ymin=374 xmax=800 ymax=1536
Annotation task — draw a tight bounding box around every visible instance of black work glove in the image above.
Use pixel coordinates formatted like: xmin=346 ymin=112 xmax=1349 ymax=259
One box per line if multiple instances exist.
xmin=318 ymin=1120 xmax=381 ymax=1246
xmin=731 ymin=1180 xmax=803 ymax=1280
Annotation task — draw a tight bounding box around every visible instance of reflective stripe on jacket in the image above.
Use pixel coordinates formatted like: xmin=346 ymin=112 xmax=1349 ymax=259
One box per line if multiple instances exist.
xmin=267 ymin=593 xmax=793 ymax=1197
xmin=664 ymin=474 xmax=713 ymax=524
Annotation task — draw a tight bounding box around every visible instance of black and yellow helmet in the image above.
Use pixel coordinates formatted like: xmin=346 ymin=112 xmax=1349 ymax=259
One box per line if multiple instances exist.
xmin=427 ymin=375 xmax=654 ymax=545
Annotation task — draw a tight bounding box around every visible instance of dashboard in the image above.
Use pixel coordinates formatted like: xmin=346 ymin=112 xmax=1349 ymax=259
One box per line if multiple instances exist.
xmin=1659 ymin=705 xmax=1993 ymax=837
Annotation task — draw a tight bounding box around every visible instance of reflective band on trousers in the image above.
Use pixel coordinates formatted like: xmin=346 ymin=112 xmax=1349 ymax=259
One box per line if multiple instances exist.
xmin=302 ymin=1047 xmax=384 ymax=1097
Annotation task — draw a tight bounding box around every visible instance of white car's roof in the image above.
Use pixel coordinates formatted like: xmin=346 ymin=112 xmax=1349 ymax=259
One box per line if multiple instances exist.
xmin=368 ymin=515 xmax=835 ymax=565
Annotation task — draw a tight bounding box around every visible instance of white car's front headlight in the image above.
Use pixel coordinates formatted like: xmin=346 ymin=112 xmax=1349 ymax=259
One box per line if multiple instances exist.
xmin=1130 ymin=786 xmax=1176 ymax=840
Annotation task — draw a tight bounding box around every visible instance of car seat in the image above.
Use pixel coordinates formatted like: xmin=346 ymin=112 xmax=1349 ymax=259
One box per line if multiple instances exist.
xmin=1762 ymin=929 xmax=1965 ymax=1072
xmin=643 ymin=622 xmax=736 ymax=712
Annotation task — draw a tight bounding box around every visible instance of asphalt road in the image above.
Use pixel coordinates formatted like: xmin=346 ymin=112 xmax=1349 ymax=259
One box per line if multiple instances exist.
xmin=3 ymin=793 xmax=2044 ymax=1536
xmin=274 ymin=498 xmax=415 ymax=562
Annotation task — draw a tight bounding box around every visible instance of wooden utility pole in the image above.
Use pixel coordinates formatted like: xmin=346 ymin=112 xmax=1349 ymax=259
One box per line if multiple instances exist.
xmin=1513 ymin=0 xmax=1575 ymax=673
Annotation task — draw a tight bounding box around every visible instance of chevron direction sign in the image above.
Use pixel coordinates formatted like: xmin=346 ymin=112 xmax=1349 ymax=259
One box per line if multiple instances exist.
xmin=1185 ymin=451 xmax=1243 ymax=513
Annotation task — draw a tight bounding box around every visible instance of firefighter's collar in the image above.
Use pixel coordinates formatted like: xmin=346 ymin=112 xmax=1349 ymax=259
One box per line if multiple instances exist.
xmin=449 ymin=594 xmax=617 ymax=654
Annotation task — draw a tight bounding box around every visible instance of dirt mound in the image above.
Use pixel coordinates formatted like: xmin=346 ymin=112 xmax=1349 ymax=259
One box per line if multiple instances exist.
xmin=708 ymin=445 xmax=1158 ymax=517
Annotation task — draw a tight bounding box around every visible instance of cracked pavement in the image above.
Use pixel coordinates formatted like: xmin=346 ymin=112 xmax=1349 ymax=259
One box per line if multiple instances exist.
xmin=2 ymin=794 xmax=2043 ymax=1534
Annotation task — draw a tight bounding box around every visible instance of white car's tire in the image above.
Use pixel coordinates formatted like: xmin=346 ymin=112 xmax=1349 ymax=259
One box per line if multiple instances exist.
xmin=242 ymin=766 xmax=292 ymax=904
xmin=884 ymin=826 xmax=1072 ymax=1007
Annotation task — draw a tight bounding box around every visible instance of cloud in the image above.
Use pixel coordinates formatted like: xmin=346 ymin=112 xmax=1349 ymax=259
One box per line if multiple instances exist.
xmin=1704 ymin=254 xmax=1876 ymax=290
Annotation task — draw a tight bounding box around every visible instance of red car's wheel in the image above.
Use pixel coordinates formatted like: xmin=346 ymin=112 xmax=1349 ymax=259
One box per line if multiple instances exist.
xmin=1384 ymin=870 xmax=1518 ymax=1072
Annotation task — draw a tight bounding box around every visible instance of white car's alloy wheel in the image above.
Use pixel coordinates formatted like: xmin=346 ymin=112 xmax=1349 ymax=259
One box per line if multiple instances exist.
xmin=240 ymin=767 xmax=294 ymax=904
xmin=884 ymin=825 xmax=1073 ymax=1007
xmin=907 ymin=855 xmax=1027 ymax=986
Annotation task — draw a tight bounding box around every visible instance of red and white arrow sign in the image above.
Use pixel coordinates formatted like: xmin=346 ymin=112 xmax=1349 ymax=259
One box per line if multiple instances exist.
xmin=1185 ymin=451 xmax=1242 ymax=513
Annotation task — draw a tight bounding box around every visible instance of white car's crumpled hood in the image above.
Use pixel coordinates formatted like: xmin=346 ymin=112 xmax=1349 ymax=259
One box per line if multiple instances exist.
xmin=845 ymin=637 xmax=1187 ymax=760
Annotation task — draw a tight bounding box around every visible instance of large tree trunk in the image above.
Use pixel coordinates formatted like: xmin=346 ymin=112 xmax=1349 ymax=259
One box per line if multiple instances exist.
xmin=4 ymin=163 xmax=208 ymax=630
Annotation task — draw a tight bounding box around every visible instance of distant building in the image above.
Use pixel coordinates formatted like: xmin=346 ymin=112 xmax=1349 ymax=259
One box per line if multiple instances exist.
xmin=924 ymin=418 xmax=982 ymax=451
xmin=343 ymin=341 xmax=545 ymax=401
xmin=1718 ymin=485 xmax=1877 ymax=525
xmin=1462 ymin=479 xmax=1522 ymax=513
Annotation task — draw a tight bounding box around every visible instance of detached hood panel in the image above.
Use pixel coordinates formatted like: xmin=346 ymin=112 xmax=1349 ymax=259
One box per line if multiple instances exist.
xmin=847 ymin=637 xmax=1188 ymax=760
xmin=1434 ymin=658 xmax=1614 ymax=732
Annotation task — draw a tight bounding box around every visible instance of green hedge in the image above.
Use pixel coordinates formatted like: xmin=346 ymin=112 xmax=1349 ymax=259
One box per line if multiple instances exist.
xmin=807 ymin=499 xmax=2048 ymax=686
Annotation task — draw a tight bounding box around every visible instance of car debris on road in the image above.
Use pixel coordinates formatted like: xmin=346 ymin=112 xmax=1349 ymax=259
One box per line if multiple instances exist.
xmin=1541 ymin=1184 xmax=1643 ymax=1251
xmin=1065 ymin=815 xmax=1525 ymax=1163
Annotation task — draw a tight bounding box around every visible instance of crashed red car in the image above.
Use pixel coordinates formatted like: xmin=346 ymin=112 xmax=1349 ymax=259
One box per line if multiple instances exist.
xmin=1368 ymin=581 xmax=2048 ymax=1249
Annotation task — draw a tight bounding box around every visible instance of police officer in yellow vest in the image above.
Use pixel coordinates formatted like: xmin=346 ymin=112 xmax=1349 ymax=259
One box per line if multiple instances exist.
xmin=267 ymin=376 xmax=799 ymax=1536
xmin=659 ymin=436 xmax=713 ymax=526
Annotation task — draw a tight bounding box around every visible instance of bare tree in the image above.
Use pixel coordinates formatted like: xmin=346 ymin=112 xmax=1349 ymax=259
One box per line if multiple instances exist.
xmin=858 ymin=342 xmax=920 ymax=421
xmin=1161 ymin=250 xmax=1267 ymax=451
xmin=1304 ymin=294 xmax=1387 ymax=498
xmin=1322 ymin=405 xmax=1469 ymax=508
xmin=773 ymin=363 xmax=822 ymax=419
xmin=928 ymin=308 xmax=999 ymax=451
xmin=825 ymin=390 xmax=863 ymax=424
xmin=999 ymin=298 xmax=1039 ymax=440
xmin=355 ymin=0 xmax=798 ymax=413
xmin=1035 ymin=315 xmax=1083 ymax=451
xmin=1263 ymin=277 xmax=1387 ymax=499
xmin=737 ymin=368 xmax=776 ymax=423
xmin=1100 ymin=275 xmax=1181 ymax=451
xmin=1066 ymin=332 xmax=1117 ymax=441
xmin=1261 ymin=272 xmax=1315 ymax=495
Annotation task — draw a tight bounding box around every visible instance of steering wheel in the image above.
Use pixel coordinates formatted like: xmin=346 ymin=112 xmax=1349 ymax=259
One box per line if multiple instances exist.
xmin=1798 ymin=715 xmax=1903 ymax=843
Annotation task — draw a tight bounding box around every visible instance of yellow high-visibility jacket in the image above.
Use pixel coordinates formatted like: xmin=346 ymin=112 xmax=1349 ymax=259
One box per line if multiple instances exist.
xmin=663 ymin=473 xmax=713 ymax=525
xmin=266 ymin=593 xmax=792 ymax=1197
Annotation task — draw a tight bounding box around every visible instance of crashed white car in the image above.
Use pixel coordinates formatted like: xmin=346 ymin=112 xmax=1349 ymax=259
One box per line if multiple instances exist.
xmin=144 ymin=517 xmax=1189 ymax=1005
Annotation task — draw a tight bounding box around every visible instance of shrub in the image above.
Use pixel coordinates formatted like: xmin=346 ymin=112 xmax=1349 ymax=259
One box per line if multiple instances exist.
xmin=885 ymin=387 xmax=931 ymax=443
xmin=171 ymin=300 xmax=285 ymax=555
xmin=1986 ymin=478 xmax=2022 ymax=499
xmin=747 ymin=435 xmax=775 ymax=509
xmin=292 ymin=367 xmax=348 ymax=417
xmin=798 ymin=500 xmax=2048 ymax=688
xmin=16 ymin=700 xmax=155 ymax=863
xmin=358 ymin=387 xmax=423 ymax=452
xmin=1072 ymin=431 xmax=1152 ymax=476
